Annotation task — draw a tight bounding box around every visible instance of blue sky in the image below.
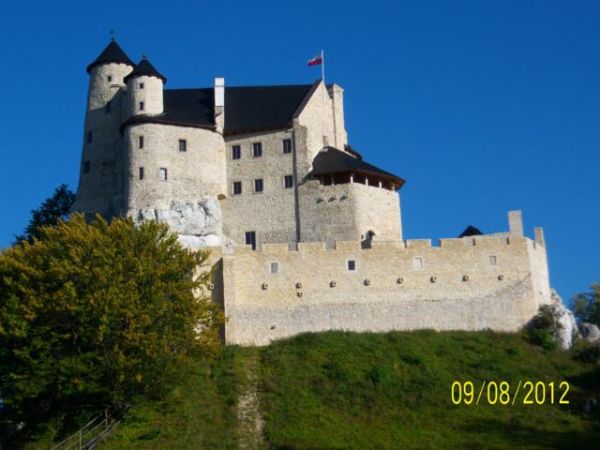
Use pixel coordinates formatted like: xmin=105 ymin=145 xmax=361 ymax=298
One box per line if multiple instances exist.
xmin=0 ymin=0 xmax=598 ymax=302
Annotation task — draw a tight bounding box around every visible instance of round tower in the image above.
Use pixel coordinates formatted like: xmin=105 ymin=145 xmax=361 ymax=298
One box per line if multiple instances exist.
xmin=72 ymin=39 xmax=134 ymax=218
xmin=124 ymin=56 xmax=165 ymax=118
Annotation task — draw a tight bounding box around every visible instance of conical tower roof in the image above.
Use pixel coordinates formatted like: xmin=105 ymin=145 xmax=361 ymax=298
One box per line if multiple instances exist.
xmin=86 ymin=39 xmax=134 ymax=73
xmin=124 ymin=56 xmax=167 ymax=84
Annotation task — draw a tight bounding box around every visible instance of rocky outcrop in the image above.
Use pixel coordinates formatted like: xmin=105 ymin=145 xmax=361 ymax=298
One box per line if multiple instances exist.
xmin=579 ymin=322 xmax=600 ymax=344
xmin=548 ymin=290 xmax=579 ymax=350
xmin=135 ymin=198 xmax=234 ymax=250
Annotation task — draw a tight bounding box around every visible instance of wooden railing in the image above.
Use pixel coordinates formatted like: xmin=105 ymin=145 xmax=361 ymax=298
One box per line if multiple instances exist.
xmin=50 ymin=408 xmax=122 ymax=450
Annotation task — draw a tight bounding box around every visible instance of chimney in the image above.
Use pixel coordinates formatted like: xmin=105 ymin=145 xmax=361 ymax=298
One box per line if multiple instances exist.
xmin=214 ymin=77 xmax=225 ymax=133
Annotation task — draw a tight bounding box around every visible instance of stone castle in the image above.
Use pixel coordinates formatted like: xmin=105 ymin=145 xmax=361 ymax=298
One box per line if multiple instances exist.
xmin=73 ymin=40 xmax=555 ymax=345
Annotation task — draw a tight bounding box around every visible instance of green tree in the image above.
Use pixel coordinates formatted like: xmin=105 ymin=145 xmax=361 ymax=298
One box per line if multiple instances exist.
xmin=0 ymin=214 xmax=222 ymax=440
xmin=573 ymin=283 xmax=600 ymax=326
xmin=15 ymin=184 xmax=76 ymax=243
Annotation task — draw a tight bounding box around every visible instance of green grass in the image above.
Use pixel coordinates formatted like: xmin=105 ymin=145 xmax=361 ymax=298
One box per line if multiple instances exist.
xmin=97 ymin=330 xmax=600 ymax=449
xmin=260 ymin=330 xmax=600 ymax=449
xmin=99 ymin=347 xmax=244 ymax=450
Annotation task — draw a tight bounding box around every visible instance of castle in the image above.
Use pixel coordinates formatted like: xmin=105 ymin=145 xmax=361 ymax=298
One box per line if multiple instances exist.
xmin=73 ymin=40 xmax=554 ymax=345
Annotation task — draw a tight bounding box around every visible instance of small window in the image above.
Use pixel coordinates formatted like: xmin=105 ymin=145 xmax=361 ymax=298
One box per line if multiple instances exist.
xmin=139 ymin=167 xmax=144 ymax=180
xmin=284 ymin=175 xmax=294 ymax=189
xmin=412 ymin=257 xmax=423 ymax=270
xmin=245 ymin=231 xmax=256 ymax=250
xmin=139 ymin=101 xmax=145 ymax=111
xmin=159 ymin=168 xmax=168 ymax=181
xmin=178 ymin=139 xmax=187 ymax=152
xmin=347 ymin=260 xmax=356 ymax=271
xmin=107 ymin=75 xmax=112 ymax=82
xmin=270 ymin=262 xmax=279 ymax=274
xmin=232 ymin=145 xmax=241 ymax=160
xmin=254 ymin=179 xmax=264 ymax=193
xmin=138 ymin=135 xmax=144 ymax=149
xmin=87 ymin=131 xmax=93 ymax=143
xmin=139 ymin=82 xmax=144 ymax=89
xmin=105 ymin=101 xmax=111 ymax=114
xmin=233 ymin=181 xmax=242 ymax=195
xmin=252 ymin=142 xmax=262 ymax=157
xmin=83 ymin=161 xmax=91 ymax=173
xmin=489 ymin=255 xmax=497 ymax=266
xmin=282 ymin=138 xmax=292 ymax=154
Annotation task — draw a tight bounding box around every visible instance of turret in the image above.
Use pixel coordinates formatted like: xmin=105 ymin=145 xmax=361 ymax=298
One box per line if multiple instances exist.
xmin=72 ymin=39 xmax=134 ymax=218
xmin=124 ymin=56 xmax=165 ymax=117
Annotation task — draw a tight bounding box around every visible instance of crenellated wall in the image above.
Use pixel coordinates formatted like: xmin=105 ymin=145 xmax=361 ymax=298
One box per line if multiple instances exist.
xmin=222 ymin=230 xmax=551 ymax=346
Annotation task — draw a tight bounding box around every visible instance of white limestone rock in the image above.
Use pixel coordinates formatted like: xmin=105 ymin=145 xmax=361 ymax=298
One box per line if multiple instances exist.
xmin=135 ymin=198 xmax=233 ymax=250
xmin=579 ymin=322 xmax=600 ymax=343
xmin=549 ymin=290 xmax=579 ymax=350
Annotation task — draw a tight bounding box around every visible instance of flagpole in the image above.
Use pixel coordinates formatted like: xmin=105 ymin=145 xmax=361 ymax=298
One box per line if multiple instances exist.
xmin=321 ymin=49 xmax=325 ymax=84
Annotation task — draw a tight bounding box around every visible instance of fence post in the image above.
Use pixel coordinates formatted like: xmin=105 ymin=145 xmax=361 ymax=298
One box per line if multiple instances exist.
xmin=79 ymin=429 xmax=83 ymax=449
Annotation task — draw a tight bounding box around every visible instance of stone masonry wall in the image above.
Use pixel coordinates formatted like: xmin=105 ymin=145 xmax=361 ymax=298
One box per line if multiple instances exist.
xmin=222 ymin=233 xmax=551 ymax=345
xmin=222 ymin=129 xmax=298 ymax=246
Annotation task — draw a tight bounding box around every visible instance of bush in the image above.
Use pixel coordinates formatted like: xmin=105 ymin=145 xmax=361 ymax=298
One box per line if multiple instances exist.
xmin=0 ymin=214 xmax=223 ymax=440
xmin=526 ymin=305 xmax=559 ymax=350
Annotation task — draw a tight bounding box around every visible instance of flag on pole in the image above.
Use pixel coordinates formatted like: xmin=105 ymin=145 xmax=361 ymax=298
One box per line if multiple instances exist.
xmin=307 ymin=53 xmax=323 ymax=66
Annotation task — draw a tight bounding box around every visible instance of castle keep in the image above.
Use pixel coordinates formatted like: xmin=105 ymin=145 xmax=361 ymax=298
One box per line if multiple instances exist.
xmin=74 ymin=40 xmax=554 ymax=345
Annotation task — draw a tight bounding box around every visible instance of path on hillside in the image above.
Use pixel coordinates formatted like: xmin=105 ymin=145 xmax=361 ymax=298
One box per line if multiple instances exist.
xmin=237 ymin=350 xmax=266 ymax=449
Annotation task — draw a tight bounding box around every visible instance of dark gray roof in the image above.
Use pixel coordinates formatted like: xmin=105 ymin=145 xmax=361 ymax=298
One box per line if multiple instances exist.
xmin=87 ymin=40 xmax=134 ymax=73
xmin=121 ymin=84 xmax=315 ymax=134
xmin=459 ymin=226 xmax=483 ymax=238
xmin=311 ymin=147 xmax=405 ymax=187
xmin=224 ymin=84 xmax=314 ymax=133
xmin=124 ymin=57 xmax=167 ymax=84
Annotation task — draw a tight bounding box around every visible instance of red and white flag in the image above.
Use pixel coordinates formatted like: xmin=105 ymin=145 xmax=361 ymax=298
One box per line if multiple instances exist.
xmin=307 ymin=53 xmax=323 ymax=66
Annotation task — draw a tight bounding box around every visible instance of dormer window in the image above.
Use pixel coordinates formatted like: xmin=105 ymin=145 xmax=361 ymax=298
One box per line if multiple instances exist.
xmin=139 ymin=101 xmax=145 ymax=112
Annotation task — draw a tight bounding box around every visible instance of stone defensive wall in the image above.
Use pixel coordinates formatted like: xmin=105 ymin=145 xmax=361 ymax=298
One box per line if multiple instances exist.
xmin=221 ymin=231 xmax=552 ymax=346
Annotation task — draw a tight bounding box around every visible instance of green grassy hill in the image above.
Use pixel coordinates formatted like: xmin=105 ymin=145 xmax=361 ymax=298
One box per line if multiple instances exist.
xmin=99 ymin=330 xmax=599 ymax=450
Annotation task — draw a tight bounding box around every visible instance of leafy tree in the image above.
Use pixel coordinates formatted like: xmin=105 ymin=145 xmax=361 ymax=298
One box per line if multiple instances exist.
xmin=573 ymin=283 xmax=600 ymax=326
xmin=15 ymin=184 xmax=75 ymax=243
xmin=0 ymin=214 xmax=222 ymax=440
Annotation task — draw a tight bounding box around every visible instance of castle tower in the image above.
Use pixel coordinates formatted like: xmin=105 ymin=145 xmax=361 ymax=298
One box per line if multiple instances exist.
xmin=72 ymin=39 xmax=134 ymax=217
xmin=123 ymin=56 xmax=166 ymax=118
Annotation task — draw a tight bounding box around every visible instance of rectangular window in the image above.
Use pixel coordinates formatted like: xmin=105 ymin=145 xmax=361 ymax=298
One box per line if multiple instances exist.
xmin=139 ymin=82 xmax=144 ymax=89
xmin=232 ymin=145 xmax=241 ymax=160
xmin=159 ymin=168 xmax=168 ymax=181
xmin=284 ymin=175 xmax=294 ymax=189
xmin=139 ymin=101 xmax=145 ymax=111
xmin=87 ymin=131 xmax=92 ymax=143
xmin=83 ymin=161 xmax=91 ymax=173
xmin=245 ymin=231 xmax=256 ymax=251
xmin=347 ymin=260 xmax=356 ymax=271
xmin=178 ymin=139 xmax=187 ymax=152
xmin=270 ymin=262 xmax=279 ymax=274
xmin=139 ymin=135 xmax=144 ymax=149
xmin=254 ymin=178 xmax=263 ymax=193
xmin=489 ymin=255 xmax=497 ymax=266
xmin=412 ymin=257 xmax=423 ymax=270
xmin=139 ymin=167 xmax=144 ymax=180
xmin=233 ymin=181 xmax=242 ymax=195
xmin=105 ymin=101 xmax=111 ymax=114
xmin=107 ymin=75 xmax=112 ymax=82
xmin=252 ymin=142 xmax=262 ymax=157
xmin=282 ymin=138 xmax=292 ymax=154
